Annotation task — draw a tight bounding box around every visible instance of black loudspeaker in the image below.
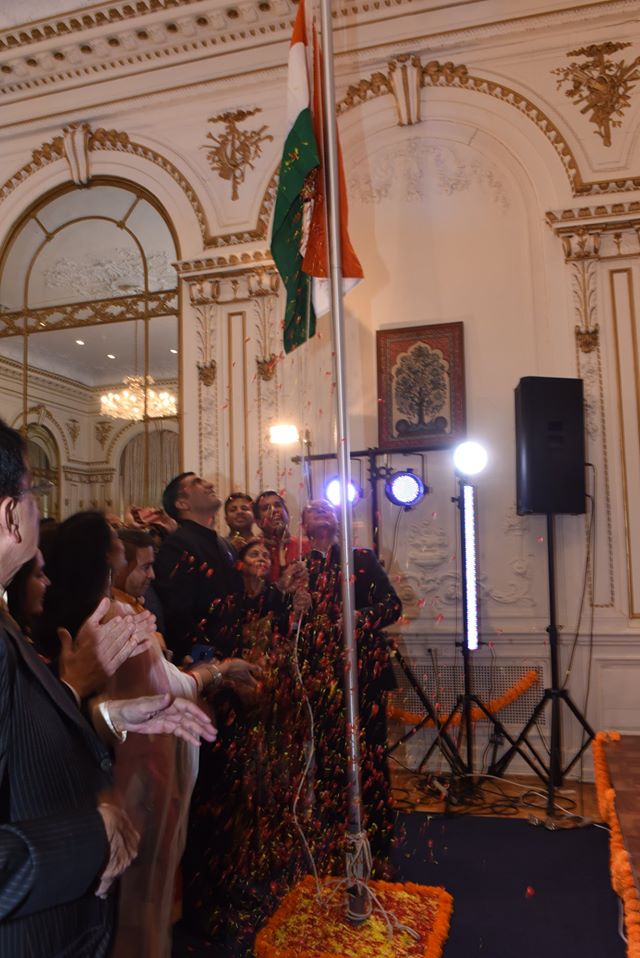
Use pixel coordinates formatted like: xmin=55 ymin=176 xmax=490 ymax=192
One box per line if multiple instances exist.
xmin=515 ymin=376 xmax=586 ymax=515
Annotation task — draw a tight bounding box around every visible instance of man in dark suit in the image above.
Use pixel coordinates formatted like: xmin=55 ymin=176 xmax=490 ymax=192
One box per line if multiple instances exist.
xmin=0 ymin=419 xmax=140 ymax=957
xmin=154 ymin=472 xmax=243 ymax=664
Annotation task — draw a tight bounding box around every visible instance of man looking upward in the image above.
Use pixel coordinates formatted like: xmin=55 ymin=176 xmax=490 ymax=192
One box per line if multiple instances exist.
xmin=154 ymin=473 xmax=242 ymax=665
xmin=254 ymin=489 xmax=308 ymax=585
xmin=223 ymin=492 xmax=255 ymax=554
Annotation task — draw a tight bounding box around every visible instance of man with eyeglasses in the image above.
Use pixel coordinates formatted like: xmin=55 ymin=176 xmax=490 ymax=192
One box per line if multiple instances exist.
xmin=0 ymin=422 xmax=216 ymax=957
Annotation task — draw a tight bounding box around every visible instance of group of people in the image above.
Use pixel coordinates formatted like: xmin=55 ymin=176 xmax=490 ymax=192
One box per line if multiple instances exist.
xmin=0 ymin=422 xmax=402 ymax=957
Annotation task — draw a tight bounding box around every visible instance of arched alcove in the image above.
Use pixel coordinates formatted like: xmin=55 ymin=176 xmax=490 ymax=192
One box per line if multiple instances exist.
xmin=26 ymin=423 xmax=59 ymax=519
xmin=119 ymin=426 xmax=179 ymax=514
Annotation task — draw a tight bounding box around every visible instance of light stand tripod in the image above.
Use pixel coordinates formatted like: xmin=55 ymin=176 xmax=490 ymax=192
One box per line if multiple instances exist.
xmin=489 ymin=513 xmax=595 ymax=815
xmin=434 ymin=474 xmax=539 ymax=798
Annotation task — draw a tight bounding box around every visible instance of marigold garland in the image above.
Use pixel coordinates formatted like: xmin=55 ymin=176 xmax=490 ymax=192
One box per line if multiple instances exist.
xmin=388 ymin=668 xmax=539 ymax=729
xmin=255 ymin=876 xmax=453 ymax=958
xmin=592 ymin=731 xmax=640 ymax=958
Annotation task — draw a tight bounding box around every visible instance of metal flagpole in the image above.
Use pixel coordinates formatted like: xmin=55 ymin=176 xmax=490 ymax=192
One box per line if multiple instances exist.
xmin=318 ymin=0 xmax=370 ymax=922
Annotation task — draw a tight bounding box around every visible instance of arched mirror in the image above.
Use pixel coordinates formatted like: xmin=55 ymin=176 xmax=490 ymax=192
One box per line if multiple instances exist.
xmin=0 ymin=178 xmax=180 ymax=519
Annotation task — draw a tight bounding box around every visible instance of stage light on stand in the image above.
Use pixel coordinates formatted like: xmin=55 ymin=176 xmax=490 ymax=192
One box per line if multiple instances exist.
xmin=269 ymin=423 xmax=300 ymax=445
xmin=461 ymin=482 xmax=480 ymax=650
xmin=453 ymin=441 xmax=487 ymax=653
xmin=384 ymin=470 xmax=425 ymax=509
xmin=453 ymin=440 xmax=488 ymax=477
xmin=325 ymin=476 xmax=361 ymax=507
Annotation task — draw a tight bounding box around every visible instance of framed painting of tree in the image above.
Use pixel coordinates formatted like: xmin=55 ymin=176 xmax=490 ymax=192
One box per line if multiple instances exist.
xmin=376 ymin=321 xmax=466 ymax=450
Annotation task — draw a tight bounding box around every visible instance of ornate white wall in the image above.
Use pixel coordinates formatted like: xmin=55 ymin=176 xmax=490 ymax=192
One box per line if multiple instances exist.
xmin=2 ymin=0 xmax=640 ymax=774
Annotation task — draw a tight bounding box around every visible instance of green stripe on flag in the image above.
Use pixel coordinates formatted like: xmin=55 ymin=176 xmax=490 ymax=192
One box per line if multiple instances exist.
xmin=271 ymin=107 xmax=320 ymax=354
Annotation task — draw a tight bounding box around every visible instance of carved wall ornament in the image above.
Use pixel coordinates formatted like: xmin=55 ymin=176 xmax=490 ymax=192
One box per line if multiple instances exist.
xmin=547 ymin=221 xmax=617 ymax=609
xmin=575 ymin=325 xmax=600 ymax=353
xmin=256 ymin=354 xmax=278 ymax=382
xmin=197 ymin=360 xmax=217 ymax=386
xmin=203 ymin=108 xmax=273 ymax=201
xmin=348 ymin=139 xmax=510 ymax=210
xmin=62 ymin=123 xmax=91 ymax=185
xmin=249 ymin=267 xmax=280 ymax=382
xmin=561 ymin=227 xmax=602 ymax=261
xmin=95 ymin=421 xmax=113 ymax=449
xmin=337 ymin=56 xmax=640 ymax=197
xmin=553 ymin=42 xmax=640 ymax=147
xmin=571 ymin=255 xmax=601 ymax=350
xmin=66 ymin=419 xmax=80 ymax=446
xmin=387 ymin=55 xmax=423 ymax=126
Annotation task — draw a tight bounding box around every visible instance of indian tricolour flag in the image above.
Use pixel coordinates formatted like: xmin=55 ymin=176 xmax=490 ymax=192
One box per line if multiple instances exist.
xmin=271 ymin=0 xmax=363 ymax=354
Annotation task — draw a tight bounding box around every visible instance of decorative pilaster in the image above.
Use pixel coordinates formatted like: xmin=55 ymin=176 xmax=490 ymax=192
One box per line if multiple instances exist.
xmin=187 ymin=279 xmax=221 ymax=481
xmin=547 ymin=216 xmax=625 ymax=609
xmin=184 ymin=263 xmax=282 ymax=495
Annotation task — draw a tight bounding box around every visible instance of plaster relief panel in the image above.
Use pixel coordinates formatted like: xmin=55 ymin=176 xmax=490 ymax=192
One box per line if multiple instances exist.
xmin=348 ymin=139 xmax=510 ymax=212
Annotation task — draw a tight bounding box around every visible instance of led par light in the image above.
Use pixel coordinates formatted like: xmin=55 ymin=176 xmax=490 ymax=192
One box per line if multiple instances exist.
xmin=324 ymin=477 xmax=361 ymax=507
xmin=384 ymin=470 xmax=425 ymax=508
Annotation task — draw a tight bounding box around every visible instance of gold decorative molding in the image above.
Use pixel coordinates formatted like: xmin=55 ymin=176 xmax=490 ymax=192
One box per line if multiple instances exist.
xmin=197 ymin=360 xmax=217 ymax=387
xmin=63 ymin=466 xmax=116 ymax=484
xmin=546 ymin=201 xmax=640 ymax=225
xmin=551 ymin=229 xmax=616 ymax=609
xmin=337 ymin=56 xmax=640 ymax=197
xmin=1 ymin=123 xmax=279 ymax=251
xmin=561 ymin=227 xmax=602 ymax=261
xmin=0 ymin=0 xmax=206 ymax=49
xmin=66 ymin=418 xmax=80 ymax=446
xmin=0 ymin=288 xmax=178 ymax=338
xmin=553 ymin=42 xmax=640 ymax=148
xmin=203 ymin=108 xmax=273 ymax=201
xmin=249 ymin=267 xmax=280 ymax=381
xmin=95 ymin=421 xmax=113 ymax=450
xmin=575 ymin=326 xmax=600 ymax=353
xmin=175 ymin=250 xmax=273 ymax=274
xmin=21 ymin=404 xmax=70 ymax=458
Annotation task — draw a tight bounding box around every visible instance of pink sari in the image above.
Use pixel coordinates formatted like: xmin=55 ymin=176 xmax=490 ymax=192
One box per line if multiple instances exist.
xmin=108 ymin=597 xmax=199 ymax=958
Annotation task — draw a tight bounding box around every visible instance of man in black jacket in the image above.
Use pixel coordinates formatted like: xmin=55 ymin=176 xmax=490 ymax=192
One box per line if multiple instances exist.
xmin=0 ymin=420 xmax=139 ymax=958
xmin=154 ymin=472 xmax=243 ymax=664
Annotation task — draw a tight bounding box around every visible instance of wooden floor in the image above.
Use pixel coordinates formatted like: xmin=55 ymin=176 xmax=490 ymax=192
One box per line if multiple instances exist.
xmin=390 ymin=763 xmax=601 ymax=823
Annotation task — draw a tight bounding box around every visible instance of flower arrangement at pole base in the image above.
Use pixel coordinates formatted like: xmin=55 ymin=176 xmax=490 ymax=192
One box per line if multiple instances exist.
xmin=592 ymin=731 xmax=640 ymax=958
xmin=255 ymin=876 xmax=453 ymax=958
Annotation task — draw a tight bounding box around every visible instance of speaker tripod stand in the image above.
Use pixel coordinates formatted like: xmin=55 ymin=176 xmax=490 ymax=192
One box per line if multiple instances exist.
xmin=489 ymin=513 xmax=595 ymax=815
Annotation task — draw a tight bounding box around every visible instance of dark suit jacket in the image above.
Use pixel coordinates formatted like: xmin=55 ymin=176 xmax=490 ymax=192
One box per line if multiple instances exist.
xmin=0 ymin=611 xmax=113 ymax=957
xmin=154 ymin=519 xmax=242 ymax=662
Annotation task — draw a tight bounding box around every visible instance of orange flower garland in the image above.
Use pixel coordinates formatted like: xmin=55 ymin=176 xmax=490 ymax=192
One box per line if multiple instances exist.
xmin=592 ymin=731 xmax=640 ymax=958
xmin=388 ymin=668 xmax=539 ymax=729
xmin=255 ymin=876 xmax=453 ymax=958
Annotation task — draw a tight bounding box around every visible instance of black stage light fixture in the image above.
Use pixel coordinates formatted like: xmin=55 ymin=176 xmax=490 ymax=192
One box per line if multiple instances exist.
xmin=384 ymin=470 xmax=426 ymax=509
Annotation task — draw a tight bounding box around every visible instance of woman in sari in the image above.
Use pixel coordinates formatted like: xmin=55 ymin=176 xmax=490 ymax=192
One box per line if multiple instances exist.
xmin=183 ymin=538 xmax=305 ymax=947
xmin=36 ymin=511 xmax=256 ymax=958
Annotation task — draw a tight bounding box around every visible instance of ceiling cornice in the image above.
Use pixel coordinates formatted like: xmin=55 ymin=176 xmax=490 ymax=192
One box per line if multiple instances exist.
xmin=0 ymin=0 xmax=637 ymax=107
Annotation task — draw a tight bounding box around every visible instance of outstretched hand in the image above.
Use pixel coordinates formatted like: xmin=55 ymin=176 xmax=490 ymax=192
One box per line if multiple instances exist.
xmin=107 ymin=693 xmax=217 ymax=747
xmin=58 ymin=597 xmax=143 ymax=699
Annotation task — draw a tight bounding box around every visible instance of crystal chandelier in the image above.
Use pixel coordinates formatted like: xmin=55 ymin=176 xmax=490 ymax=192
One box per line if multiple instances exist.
xmin=100 ymin=374 xmax=177 ymax=421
